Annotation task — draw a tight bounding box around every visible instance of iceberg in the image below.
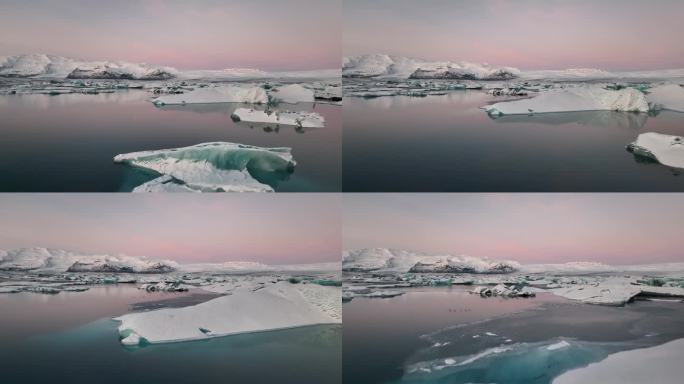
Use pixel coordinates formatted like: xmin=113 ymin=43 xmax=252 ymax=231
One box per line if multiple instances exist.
xmin=151 ymin=85 xmax=268 ymax=105
xmin=113 ymin=281 xmax=341 ymax=345
xmin=113 ymin=142 xmax=296 ymax=192
xmin=231 ymin=107 xmax=325 ymax=128
xmin=268 ymin=84 xmax=315 ymax=104
xmin=0 ymin=247 xmax=177 ymax=273
xmin=627 ymin=132 xmax=684 ymax=169
xmin=553 ymin=338 xmax=684 ymax=384
xmin=484 ymin=87 xmax=649 ymax=116
xmin=645 ymin=84 xmax=684 ymax=112
xmin=342 ymin=248 xmax=519 ymax=274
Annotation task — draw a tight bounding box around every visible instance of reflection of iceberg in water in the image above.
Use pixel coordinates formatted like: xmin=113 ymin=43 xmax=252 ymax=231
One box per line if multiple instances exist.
xmin=114 ymin=142 xmax=295 ymax=192
xmin=487 ymin=110 xmax=649 ymax=131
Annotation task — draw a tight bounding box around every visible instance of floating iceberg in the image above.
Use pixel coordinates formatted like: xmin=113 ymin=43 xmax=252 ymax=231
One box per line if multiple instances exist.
xmin=484 ymin=87 xmax=649 ymax=116
xmin=231 ymin=108 xmax=325 ymax=128
xmin=268 ymin=84 xmax=315 ymax=104
xmin=113 ymin=142 xmax=296 ymax=192
xmin=627 ymin=132 xmax=684 ymax=169
xmin=151 ymin=85 xmax=267 ymax=105
xmin=645 ymin=84 xmax=684 ymax=112
xmin=0 ymin=247 xmax=177 ymax=273
xmin=553 ymin=338 xmax=684 ymax=384
xmin=113 ymin=282 xmax=341 ymax=345
xmin=342 ymin=248 xmax=519 ymax=274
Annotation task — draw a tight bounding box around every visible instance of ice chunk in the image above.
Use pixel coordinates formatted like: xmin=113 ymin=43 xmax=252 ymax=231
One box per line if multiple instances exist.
xmin=547 ymin=340 xmax=571 ymax=351
xmin=553 ymin=338 xmax=684 ymax=384
xmin=151 ymin=85 xmax=268 ymax=105
xmin=484 ymin=87 xmax=649 ymax=115
xmin=268 ymin=84 xmax=315 ymax=104
xmin=114 ymin=142 xmax=296 ymax=192
xmin=627 ymin=132 xmax=684 ymax=169
xmin=231 ymin=108 xmax=325 ymax=128
xmin=121 ymin=332 xmax=141 ymax=346
xmin=646 ymin=84 xmax=684 ymax=112
xmin=113 ymin=282 xmax=341 ymax=345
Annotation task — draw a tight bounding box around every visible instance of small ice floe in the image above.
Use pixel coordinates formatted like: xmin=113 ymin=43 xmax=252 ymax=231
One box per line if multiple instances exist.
xmin=626 ymin=132 xmax=684 ymax=169
xmin=139 ymin=281 xmax=188 ymax=292
xmin=470 ymin=284 xmax=536 ymax=298
xmin=485 ymin=332 xmax=498 ymax=337
xmin=114 ymin=142 xmax=296 ymax=193
xmin=231 ymin=108 xmax=325 ymax=128
xmin=483 ymin=87 xmax=649 ymax=116
xmin=365 ymin=290 xmax=404 ymax=298
xmin=151 ymin=85 xmax=268 ymax=105
xmin=546 ymin=340 xmax=571 ymax=351
xmin=646 ymin=84 xmax=684 ymax=112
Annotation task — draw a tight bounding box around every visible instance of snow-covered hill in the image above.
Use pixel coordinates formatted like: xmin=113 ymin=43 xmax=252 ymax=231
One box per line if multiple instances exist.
xmin=342 ymin=248 xmax=519 ymax=274
xmin=342 ymin=54 xmax=520 ymax=80
xmin=0 ymin=247 xmax=178 ymax=273
xmin=0 ymin=54 xmax=339 ymax=80
xmin=0 ymin=54 xmax=177 ymax=80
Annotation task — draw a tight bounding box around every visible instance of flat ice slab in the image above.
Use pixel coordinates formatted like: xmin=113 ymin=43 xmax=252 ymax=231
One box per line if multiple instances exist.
xmin=114 ymin=142 xmax=295 ymax=192
xmin=152 ymin=85 xmax=267 ymax=105
xmin=484 ymin=87 xmax=649 ymax=115
xmin=231 ymin=108 xmax=325 ymax=128
xmin=627 ymin=132 xmax=684 ymax=169
xmin=553 ymin=338 xmax=684 ymax=384
xmin=114 ymin=282 xmax=341 ymax=345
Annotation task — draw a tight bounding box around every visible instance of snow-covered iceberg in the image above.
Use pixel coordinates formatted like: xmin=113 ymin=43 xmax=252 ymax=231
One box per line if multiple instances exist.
xmin=342 ymin=248 xmax=519 ymax=274
xmin=268 ymin=84 xmax=315 ymax=104
xmin=0 ymin=247 xmax=177 ymax=273
xmin=113 ymin=281 xmax=341 ymax=345
xmin=113 ymin=142 xmax=296 ymax=192
xmin=484 ymin=87 xmax=649 ymax=116
xmin=231 ymin=108 xmax=325 ymax=128
xmin=645 ymin=84 xmax=684 ymax=112
xmin=0 ymin=54 xmax=177 ymax=79
xmin=342 ymin=54 xmax=520 ymax=80
xmin=627 ymin=132 xmax=684 ymax=169
xmin=152 ymin=85 xmax=268 ymax=105
xmin=553 ymin=338 xmax=684 ymax=384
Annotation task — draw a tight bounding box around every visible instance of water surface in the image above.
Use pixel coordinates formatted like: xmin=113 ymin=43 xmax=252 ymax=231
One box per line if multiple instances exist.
xmin=343 ymin=91 xmax=684 ymax=191
xmin=0 ymin=91 xmax=340 ymax=191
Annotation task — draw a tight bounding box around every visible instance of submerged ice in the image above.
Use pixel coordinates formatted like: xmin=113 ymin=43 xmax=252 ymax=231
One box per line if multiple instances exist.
xmin=113 ymin=142 xmax=296 ymax=192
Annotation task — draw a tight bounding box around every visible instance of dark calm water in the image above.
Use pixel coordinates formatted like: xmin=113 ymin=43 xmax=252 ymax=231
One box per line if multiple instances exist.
xmin=0 ymin=91 xmax=340 ymax=192
xmin=342 ymin=286 xmax=684 ymax=384
xmin=0 ymin=286 xmax=342 ymax=384
xmin=343 ymin=91 xmax=684 ymax=192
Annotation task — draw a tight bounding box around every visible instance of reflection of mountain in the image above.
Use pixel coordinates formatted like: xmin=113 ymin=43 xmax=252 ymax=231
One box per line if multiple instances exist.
xmin=488 ymin=110 xmax=649 ymax=131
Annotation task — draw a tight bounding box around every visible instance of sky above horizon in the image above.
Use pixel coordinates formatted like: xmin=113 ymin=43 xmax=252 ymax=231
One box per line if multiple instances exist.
xmin=0 ymin=0 xmax=340 ymax=71
xmin=344 ymin=194 xmax=684 ymax=265
xmin=344 ymin=0 xmax=684 ymax=71
xmin=0 ymin=194 xmax=341 ymax=264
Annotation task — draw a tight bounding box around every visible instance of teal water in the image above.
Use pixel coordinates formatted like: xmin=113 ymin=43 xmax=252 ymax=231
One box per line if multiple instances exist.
xmin=343 ymin=286 xmax=684 ymax=384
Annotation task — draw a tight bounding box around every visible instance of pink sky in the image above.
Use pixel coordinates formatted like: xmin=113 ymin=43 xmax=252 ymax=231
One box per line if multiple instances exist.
xmin=344 ymin=0 xmax=684 ymax=70
xmin=0 ymin=0 xmax=340 ymax=71
xmin=0 ymin=194 xmax=341 ymax=264
xmin=344 ymin=194 xmax=684 ymax=265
